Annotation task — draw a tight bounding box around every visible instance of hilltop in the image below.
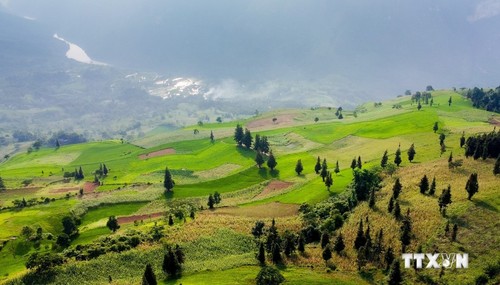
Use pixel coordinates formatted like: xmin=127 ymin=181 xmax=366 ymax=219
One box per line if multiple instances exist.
xmin=0 ymin=90 xmax=499 ymax=284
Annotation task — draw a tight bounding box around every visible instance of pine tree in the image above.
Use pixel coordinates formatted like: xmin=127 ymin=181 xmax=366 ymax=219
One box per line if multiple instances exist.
xmin=373 ymin=229 xmax=384 ymax=263
xmin=334 ymin=160 xmax=340 ymax=175
xmin=314 ymin=156 xmax=321 ymax=174
xmin=78 ymin=167 xmax=84 ymax=180
xmin=320 ymin=232 xmax=330 ymax=249
xmin=419 ymin=175 xmax=429 ymax=194
xmin=297 ymin=235 xmax=305 ymax=253
xmin=369 ymin=188 xmax=376 ymax=208
xmin=320 ymin=159 xmax=328 ymax=181
xmin=439 ymin=133 xmax=446 ymax=146
xmin=388 ymin=196 xmax=394 ymax=213
xmin=429 ymin=177 xmax=436 ymax=195
xmin=254 ymin=134 xmax=261 ymax=151
xmin=210 ymin=130 xmax=215 ymax=143
xmin=465 ymin=173 xmax=479 ymax=200
xmin=142 ymin=264 xmax=157 ymax=285
xmin=448 ymin=96 xmax=452 ymax=106
xmin=448 ymin=152 xmax=453 ymax=165
xmin=106 ymin=216 xmax=120 ymax=232
xmin=417 ymin=101 xmax=422 ymax=111
xmin=460 ymin=132 xmax=466 ymax=148
xmin=451 ymin=224 xmax=458 ymax=241
xmin=295 ymin=159 xmax=303 ymax=175
xmin=207 ymin=194 xmax=215 ymax=209
xmin=162 ymin=247 xmax=182 ymax=276
xmin=103 ymin=164 xmax=108 ymax=176
xmin=333 ymin=233 xmax=345 ymax=254
xmin=243 ymin=128 xmax=253 ymax=149
xmin=55 ymin=139 xmax=60 ymax=149
xmin=400 ymin=216 xmax=412 ymax=252
xmin=267 ymin=151 xmax=277 ymax=171
xmin=282 ymin=231 xmax=297 ymax=257
xmin=257 ymin=242 xmax=266 ymax=265
xmin=388 ymin=260 xmax=402 ymax=285
xmin=214 ymin=191 xmax=221 ymax=204
xmin=163 ymin=167 xmax=175 ymax=192
xmin=324 ymin=172 xmax=333 ymax=191
xmin=433 ymin=122 xmax=439 ymax=133
xmin=255 ymin=152 xmax=265 ymax=168
xmin=350 ymin=158 xmax=357 ymax=170
xmin=393 ymin=201 xmax=401 ymax=219
xmin=494 ymin=155 xmax=500 ymax=175
xmin=444 ymin=220 xmax=450 ymax=236
xmin=322 ymin=246 xmax=332 ymax=264
xmin=407 ymin=144 xmax=416 ymax=162
xmin=357 ymin=156 xmax=362 ymax=169
xmin=168 ymin=214 xmax=174 ymax=226
xmin=0 ymin=176 xmax=6 ymax=191
xmin=234 ymin=124 xmax=244 ymax=146
xmin=381 ymin=150 xmax=389 ymax=168
xmin=385 ymin=246 xmax=395 ymax=270
xmin=354 ymin=219 xmax=366 ymax=250
xmin=271 ymin=243 xmax=282 ymax=264
xmin=394 ymin=147 xmax=402 ymax=166
xmin=392 ymin=178 xmax=402 ymax=199
xmin=438 ymin=185 xmax=452 ymax=216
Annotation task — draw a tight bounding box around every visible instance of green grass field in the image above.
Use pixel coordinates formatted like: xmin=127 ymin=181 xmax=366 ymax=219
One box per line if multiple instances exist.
xmin=0 ymin=90 xmax=498 ymax=284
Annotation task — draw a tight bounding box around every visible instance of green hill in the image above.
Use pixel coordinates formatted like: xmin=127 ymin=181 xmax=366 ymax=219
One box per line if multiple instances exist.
xmin=0 ymin=90 xmax=498 ymax=284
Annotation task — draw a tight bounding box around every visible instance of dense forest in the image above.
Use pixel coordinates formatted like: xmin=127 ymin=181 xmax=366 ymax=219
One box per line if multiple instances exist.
xmin=465 ymin=86 xmax=500 ymax=113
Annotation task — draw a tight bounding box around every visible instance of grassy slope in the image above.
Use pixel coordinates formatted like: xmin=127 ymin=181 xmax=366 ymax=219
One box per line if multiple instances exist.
xmin=0 ymin=90 xmax=498 ymax=284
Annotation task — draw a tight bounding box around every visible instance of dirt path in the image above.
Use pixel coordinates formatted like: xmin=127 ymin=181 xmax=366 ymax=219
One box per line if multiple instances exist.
xmin=138 ymin=148 xmax=176 ymax=160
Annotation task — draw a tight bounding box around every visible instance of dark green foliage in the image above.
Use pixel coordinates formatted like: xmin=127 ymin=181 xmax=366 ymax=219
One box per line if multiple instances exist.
xmin=255 ymin=151 xmax=264 ymax=168
xmin=267 ymin=151 xmax=277 ymax=170
xmin=388 ymin=196 xmax=394 ymax=213
xmin=353 ymin=169 xmax=381 ymax=201
xmin=162 ymin=246 xmax=183 ymax=277
xmin=354 ymin=219 xmax=366 ymax=250
xmin=407 ymin=143 xmax=416 ymax=162
xmin=351 ymin=158 xmax=357 ymax=170
xmin=56 ymin=233 xmax=70 ymax=247
xmin=271 ymin=243 xmax=282 ymax=264
xmin=451 ymin=224 xmax=458 ymax=241
xmin=433 ymin=122 xmax=438 ymax=133
xmin=242 ymin=128 xmax=253 ymax=149
xmin=419 ymin=175 xmax=429 ymax=194
xmin=465 ymin=173 xmax=479 ymax=200
xmin=417 ymin=102 xmax=422 ymax=110
xmin=207 ymin=194 xmax=215 ymax=209
xmin=438 ymin=185 xmax=452 ymax=216
xmin=142 ymin=264 xmax=157 ymax=285
xmin=325 ymin=171 xmax=333 ymax=191
xmin=373 ymin=229 xmax=384 ymax=263
xmin=314 ymin=156 xmax=321 ymax=174
xmin=252 ymin=220 xmax=266 ymax=238
xmin=322 ymin=246 xmax=332 ymax=263
xmin=393 ymin=201 xmax=401 ymax=219
xmin=334 ymin=233 xmax=345 ymax=254
xmin=439 ymin=133 xmax=446 ymax=146
xmin=381 ymin=150 xmax=389 ymax=168
xmin=213 ymin=191 xmax=221 ymax=204
xmin=0 ymin=176 xmax=5 ymax=191
xmin=234 ymin=124 xmax=244 ymax=146
xmin=25 ymin=252 xmax=63 ymax=273
xmin=392 ymin=178 xmax=402 ymax=199
xmin=357 ymin=156 xmax=362 ymax=169
xmin=466 ymin=86 xmax=500 ymax=112
xmin=266 ymin=219 xmax=281 ymax=254
xmin=448 ymin=96 xmax=452 ymax=106
xmin=106 ymin=216 xmax=120 ymax=232
xmin=495 ymin=156 xmax=500 ymax=175
xmin=394 ymin=147 xmax=402 ymax=166
xmin=282 ymin=230 xmax=297 ymax=257
xmin=460 ymin=132 xmax=466 ymax=148
xmin=297 ymin=235 xmax=305 ymax=253
xmin=429 ymin=177 xmax=436 ymax=195
xmin=320 ymin=232 xmax=330 ymax=249
xmin=62 ymin=216 xmax=78 ymax=236
xmin=163 ymin=167 xmax=175 ymax=192
xmin=210 ymin=130 xmax=214 ymax=142
xmin=255 ymin=266 xmax=285 ymax=285
xmin=400 ymin=215 xmax=412 ymax=252
xmin=356 ymin=245 xmax=368 ymax=270
xmin=257 ymin=242 xmax=266 ymax=265
xmin=334 ymin=160 xmax=340 ymax=175
xmin=295 ymin=159 xmax=303 ymax=175
xmin=369 ymin=188 xmax=376 ymax=208
xmin=388 ymin=260 xmax=402 ymax=285
xmin=102 ymin=164 xmax=108 ymax=176
xmin=320 ymin=159 xmax=328 ymax=181
xmin=55 ymin=139 xmax=60 ymax=149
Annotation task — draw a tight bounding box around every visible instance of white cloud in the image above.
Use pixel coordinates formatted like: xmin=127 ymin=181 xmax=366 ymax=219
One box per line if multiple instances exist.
xmin=468 ymin=0 xmax=500 ymax=22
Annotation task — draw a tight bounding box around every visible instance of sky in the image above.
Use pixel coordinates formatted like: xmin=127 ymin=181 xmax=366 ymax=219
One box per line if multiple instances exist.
xmin=2 ymin=0 xmax=500 ymax=100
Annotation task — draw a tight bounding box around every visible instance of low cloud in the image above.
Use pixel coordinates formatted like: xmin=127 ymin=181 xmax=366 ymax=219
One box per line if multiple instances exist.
xmin=468 ymin=0 xmax=500 ymax=22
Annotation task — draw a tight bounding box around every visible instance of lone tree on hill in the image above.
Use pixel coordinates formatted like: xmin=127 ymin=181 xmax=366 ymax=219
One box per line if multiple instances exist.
xmin=295 ymin=159 xmax=303 ymax=175
xmin=106 ymin=216 xmax=120 ymax=232
xmin=394 ymin=147 xmax=402 ymax=166
xmin=381 ymin=150 xmax=389 ymax=168
xmin=419 ymin=175 xmax=429 ymax=194
xmin=55 ymin=139 xmax=60 ymax=149
xmin=314 ymin=156 xmax=321 ymax=174
xmin=142 ymin=264 xmax=157 ymax=285
xmin=417 ymin=102 xmax=422 ymax=111
xmin=267 ymin=151 xmax=277 ymax=171
xmin=255 ymin=152 xmax=265 ymax=168
xmin=334 ymin=160 xmax=340 ymax=175
xmin=407 ymin=144 xmax=416 ymax=162
xmin=433 ymin=122 xmax=439 ymax=133
xmin=465 ymin=173 xmax=479 ymax=200
xmin=448 ymin=96 xmax=452 ymax=106
xmin=163 ymin=167 xmax=175 ymax=192
xmin=438 ymin=185 xmax=452 ymax=216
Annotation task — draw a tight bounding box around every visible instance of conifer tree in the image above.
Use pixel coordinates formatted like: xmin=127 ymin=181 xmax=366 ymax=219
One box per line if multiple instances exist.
xmin=381 ymin=150 xmax=389 ymax=168
xmin=350 ymin=158 xmax=357 ymax=170
xmin=388 ymin=196 xmax=394 ymax=213
xmin=267 ymin=151 xmax=277 ymax=171
xmin=429 ymin=177 xmax=436 ymax=195
xmin=392 ymin=178 xmax=402 ymax=199
xmin=460 ymin=132 xmax=466 ymax=148
xmin=163 ymin=167 xmax=175 ymax=192
xmin=255 ymin=152 xmax=265 ymax=168
xmin=448 ymin=151 xmax=453 ymax=165
xmin=433 ymin=122 xmax=439 ymax=133
xmin=234 ymin=124 xmax=244 ymax=146
xmin=142 ymin=264 xmax=157 ymax=285
xmin=168 ymin=214 xmax=174 ymax=226
xmin=297 ymin=234 xmax=305 ymax=253
xmin=103 ymin=164 xmax=108 ymax=176
xmin=106 ymin=216 xmax=120 ymax=232
xmin=213 ymin=191 xmax=221 ymax=204
xmin=407 ymin=144 xmax=416 ymax=162
xmin=369 ymin=188 xmax=376 ymax=208
xmin=295 ymin=159 xmax=303 ymax=175
xmin=385 ymin=246 xmax=395 ymax=270
xmin=78 ymin=167 xmax=84 ymax=180
xmin=373 ymin=229 xmax=384 ymax=263
xmin=334 ymin=160 xmax=340 ymax=175
xmin=322 ymin=246 xmax=332 ymax=264
xmin=210 ymin=130 xmax=215 ymax=143
xmin=393 ymin=201 xmax=401 ymax=219
xmin=438 ymin=185 xmax=452 ymax=216
xmin=354 ymin=219 xmax=366 ymax=250
xmin=0 ymin=176 xmax=6 ymax=191
xmin=448 ymin=96 xmax=452 ymax=106
xmin=388 ymin=260 xmax=402 ymax=285
xmin=417 ymin=101 xmax=422 ymax=111
xmin=465 ymin=173 xmax=479 ymax=200
xmin=439 ymin=133 xmax=446 ymax=146
xmin=357 ymin=156 xmax=362 ymax=169
xmin=419 ymin=175 xmax=429 ymax=194
xmin=283 ymin=231 xmax=297 ymax=257
xmin=207 ymin=194 xmax=215 ymax=209
xmin=242 ymin=128 xmax=253 ymax=149
xmin=333 ymin=233 xmax=345 ymax=254
xmin=320 ymin=159 xmax=328 ymax=181
xmin=494 ymin=155 xmax=500 ymax=175
xmin=55 ymin=139 xmax=60 ymax=149
xmin=162 ymin=247 xmax=182 ymax=276
xmin=314 ymin=156 xmax=321 ymax=174
xmin=400 ymin=215 xmax=412 ymax=252
xmin=325 ymin=172 xmax=333 ymax=191
xmin=451 ymin=224 xmax=458 ymax=241
xmin=254 ymin=134 xmax=261 ymax=151
xmin=320 ymin=232 xmax=330 ymax=249
xmin=257 ymin=242 xmax=266 ymax=265
xmin=271 ymin=243 xmax=282 ymax=264
xmin=394 ymin=147 xmax=402 ymax=166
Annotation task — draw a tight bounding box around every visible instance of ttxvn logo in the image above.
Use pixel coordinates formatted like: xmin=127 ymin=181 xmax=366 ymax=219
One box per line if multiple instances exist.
xmin=402 ymin=253 xmax=468 ymax=269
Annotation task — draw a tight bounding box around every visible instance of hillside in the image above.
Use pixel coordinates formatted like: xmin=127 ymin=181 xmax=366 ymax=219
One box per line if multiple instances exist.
xmin=0 ymin=90 xmax=499 ymax=284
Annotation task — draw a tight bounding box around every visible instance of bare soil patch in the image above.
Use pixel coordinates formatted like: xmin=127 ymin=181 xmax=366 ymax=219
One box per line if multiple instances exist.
xmin=247 ymin=114 xmax=296 ymax=129
xmin=83 ymin=182 xmax=99 ymax=194
xmin=206 ymin=202 xmax=299 ymax=218
xmin=139 ymin=148 xmax=176 ymax=160
xmin=489 ymin=116 xmax=500 ymax=126
xmin=117 ymin=212 xmax=164 ymax=224
xmin=256 ymin=180 xmax=294 ymax=199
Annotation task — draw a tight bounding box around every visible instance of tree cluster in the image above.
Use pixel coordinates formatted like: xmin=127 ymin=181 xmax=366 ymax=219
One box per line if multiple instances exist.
xmin=207 ymin=192 xmax=221 ymax=209
xmin=234 ymin=125 xmax=270 ymax=152
xmin=353 ymin=217 xmax=390 ymax=271
xmin=464 ymin=130 xmax=500 ymax=160
xmin=162 ymin=244 xmax=185 ymax=277
xmin=465 ymin=86 xmax=500 ymax=113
